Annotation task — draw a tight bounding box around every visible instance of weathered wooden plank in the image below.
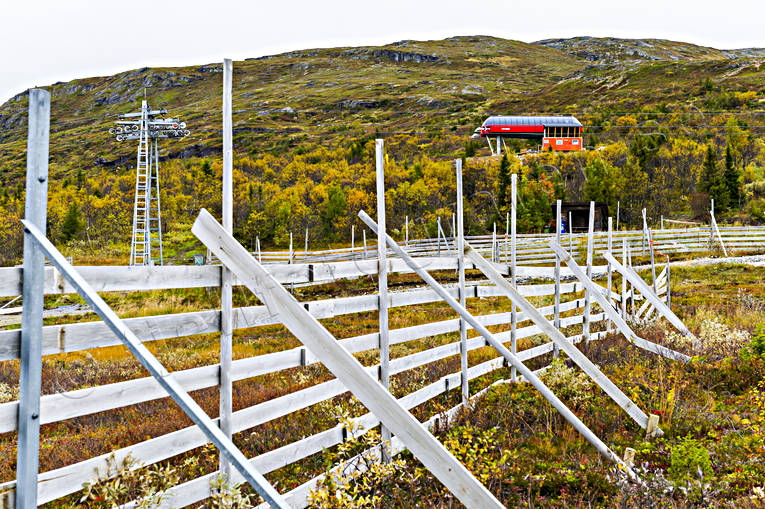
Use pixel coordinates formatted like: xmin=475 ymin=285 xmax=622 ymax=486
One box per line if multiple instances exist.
xmin=194 ymin=209 xmax=506 ymax=508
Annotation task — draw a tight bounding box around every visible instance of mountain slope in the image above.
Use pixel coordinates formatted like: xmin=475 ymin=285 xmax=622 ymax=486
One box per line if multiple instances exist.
xmin=0 ymin=35 xmax=763 ymax=185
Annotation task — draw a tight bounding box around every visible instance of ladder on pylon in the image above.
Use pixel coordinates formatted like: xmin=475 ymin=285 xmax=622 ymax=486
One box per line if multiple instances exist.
xmin=111 ymin=99 xmax=188 ymax=266
xmin=129 ymin=100 xmax=163 ymax=266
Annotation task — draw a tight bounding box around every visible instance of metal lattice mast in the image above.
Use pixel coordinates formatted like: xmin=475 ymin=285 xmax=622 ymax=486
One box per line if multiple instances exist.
xmin=110 ymin=100 xmax=189 ymax=265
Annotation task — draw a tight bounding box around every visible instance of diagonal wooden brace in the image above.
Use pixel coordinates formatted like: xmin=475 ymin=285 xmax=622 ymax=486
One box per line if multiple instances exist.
xmin=602 ymin=251 xmax=695 ymax=339
xmin=192 ymin=209 xmax=505 ymax=509
xmin=21 ymin=220 xmax=289 ymax=509
xmin=464 ymin=241 xmax=661 ymax=435
xmin=358 ymin=210 xmax=639 ymax=481
xmin=549 ymin=241 xmax=689 ymax=363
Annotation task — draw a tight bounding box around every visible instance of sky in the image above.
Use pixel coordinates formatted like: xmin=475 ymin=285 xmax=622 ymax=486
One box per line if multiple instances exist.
xmin=2 ymin=0 xmax=764 ymax=105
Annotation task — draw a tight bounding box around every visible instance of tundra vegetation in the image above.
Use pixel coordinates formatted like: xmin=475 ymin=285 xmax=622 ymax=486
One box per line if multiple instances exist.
xmin=0 ymin=263 xmax=763 ymax=507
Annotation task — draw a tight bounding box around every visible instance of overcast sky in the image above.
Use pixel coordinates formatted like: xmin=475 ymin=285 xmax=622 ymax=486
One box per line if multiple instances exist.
xmin=2 ymin=0 xmax=763 ymax=104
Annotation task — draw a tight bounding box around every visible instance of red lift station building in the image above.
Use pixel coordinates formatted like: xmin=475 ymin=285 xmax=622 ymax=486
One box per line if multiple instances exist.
xmin=476 ymin=115 xmax=583 ymax=155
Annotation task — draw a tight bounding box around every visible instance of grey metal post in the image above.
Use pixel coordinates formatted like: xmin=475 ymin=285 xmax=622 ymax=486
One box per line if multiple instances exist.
xmin=289 ymin=232 xmax=293 ymax=264
xmin=568 ymin=211 xmax=573 ymax=256
xmin=405 ymin=216 xmax=409 ymax=247
xmin=220 ymin=58 xmax=234 ymax=480
xmin=661 ymin=215 xmax=664 ymax=230
xmin=510 ymin=174 xmax=517 ymax=381
xmin=16 ymin=88 xmax=50 ymax=509
xmin=375 ymin=139 xmax=391 ymax=462
xmin=256 ymin=236 xmax=261 ymax=263
xmin=351 ymin=225 xmax=355 ymax=259
xmin=583 ymin=201 xmax=595 ymax=342
xmin=616 ymin=201 xmax=620 ymax=231
xmin=304 ymin=228 xmax=308 ymax=261
xmin=553 ymin=200 xmax=561 ymax=358
xmin=456 ymin=159 xmax=468 ymax=405
xmin=363 ymin=229 xmax=367 ymax=258
xmin=606 ymin=217 xmax=613 ymax=332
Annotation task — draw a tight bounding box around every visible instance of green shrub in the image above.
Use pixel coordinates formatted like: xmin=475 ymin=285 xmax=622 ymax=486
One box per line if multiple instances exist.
xmin=668 ymin=436 xmax=713 ymax=482
xmin=742 ymin=326 xmax=765 ymax=362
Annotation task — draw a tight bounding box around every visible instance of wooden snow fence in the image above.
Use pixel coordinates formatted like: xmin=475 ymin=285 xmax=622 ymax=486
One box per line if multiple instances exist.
xmin=0 ymin=244 xmax=620 ymax=507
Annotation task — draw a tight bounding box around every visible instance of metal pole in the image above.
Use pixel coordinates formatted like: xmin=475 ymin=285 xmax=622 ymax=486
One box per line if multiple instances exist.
xmin=363 ymin=229 xmax=367 ymax=258
xmin=553 ymin=200 xmax=561 ymax=358
xmin=616 ymin=201 xmax=620 ymax=231
xmin=583 ymin=201 xmax=594 ymax=342
xmin=304 ymin=228 xmax=308 ymax=261
xmin=510 ymin=174 xmax=517 ymax=381
xmin=256 ymin=236 xmax=261 ymax=263
xmin=351 ymin=225 xmax=355 ymax=260
xmin=16 ymin=88 xmax=50 ymax=509
xmin=568 ymin=211 xmax=573 ymax=256
xmin=456 ymin=159 xmax=468 ymax=405
xmin=405 ymin=216 xmax=409 ymax=247
xmin=219 ymin=58 xmax=234 ymax=480
xmin=289 ymin=232 xmax=293 ymax=264
xmin=375 ymin=140 xmax=391 ymax=462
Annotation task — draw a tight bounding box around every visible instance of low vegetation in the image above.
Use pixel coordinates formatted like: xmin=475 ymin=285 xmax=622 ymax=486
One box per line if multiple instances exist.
xmin=0 ymin=262 xmax=763 ymax=508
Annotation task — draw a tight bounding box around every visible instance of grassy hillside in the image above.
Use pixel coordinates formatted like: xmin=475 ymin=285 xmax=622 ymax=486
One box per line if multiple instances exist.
xmin=1 ymin=35 xmax=764 ymax=183
xmin=0 ymin=36 xmax=764 ymax=266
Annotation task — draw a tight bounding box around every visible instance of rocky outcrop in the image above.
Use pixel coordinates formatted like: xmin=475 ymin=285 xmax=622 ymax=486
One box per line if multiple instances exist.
xmin=342 ymin=48 xmax=444 ymax=64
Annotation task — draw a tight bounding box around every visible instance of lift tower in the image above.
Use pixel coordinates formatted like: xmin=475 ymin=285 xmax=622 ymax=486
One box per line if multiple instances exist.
xmin=109 ymin=101 xmax=190 ymax=265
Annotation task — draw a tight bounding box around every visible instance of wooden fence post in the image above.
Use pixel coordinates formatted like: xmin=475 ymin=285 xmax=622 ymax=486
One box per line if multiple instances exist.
xmin=375 ymin=139 xmax=391 ymax=462
xmin=553 ymin=200 xmax=561 ymax=358
xmin=219 ymin=58 xmax=234 ymax=480
xmin=351 ymin=225 xmax=355 ymax=259
xmin=583 ymin=201 xmax=594 ymax=342
xmin=505 ymin=211 xmax=510 ymax=264
xmin=455 ymin=159 xmax=468 ymax=405
xmin=492 ymin=222 xmax=497 ymax=263
xmin=510 ymin=174 xmax=517 ymax=381
xmin=607 ymin=216 xmax=613 ymax=332
xmin=16 ymin=88 xmax=50 ymax=509
xmin=666 ymin=255 xmax=671 ymax=309
xmin=648 ymin=227 xmax=657 ymax=295
xmin=621 ymin=238 xmax=628 ymax=320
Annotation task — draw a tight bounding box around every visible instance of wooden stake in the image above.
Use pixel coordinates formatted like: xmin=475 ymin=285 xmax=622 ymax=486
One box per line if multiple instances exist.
xmin=455 ymin=159 xmax=468 ymax=405
xmin=16 ymin=88 xmax=50 ymax=509
xmin=510 ymin=174 xmax=517 ymax=381
xmin=375 ymin=140 xmax=391 ymax=462
xmin=219 ymin=58 xmax=234 ymax=479
xmin=553 ymin=200 xmax=561 ymax=358
xmin=583 ymin=201 xmax=594 ymax=342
